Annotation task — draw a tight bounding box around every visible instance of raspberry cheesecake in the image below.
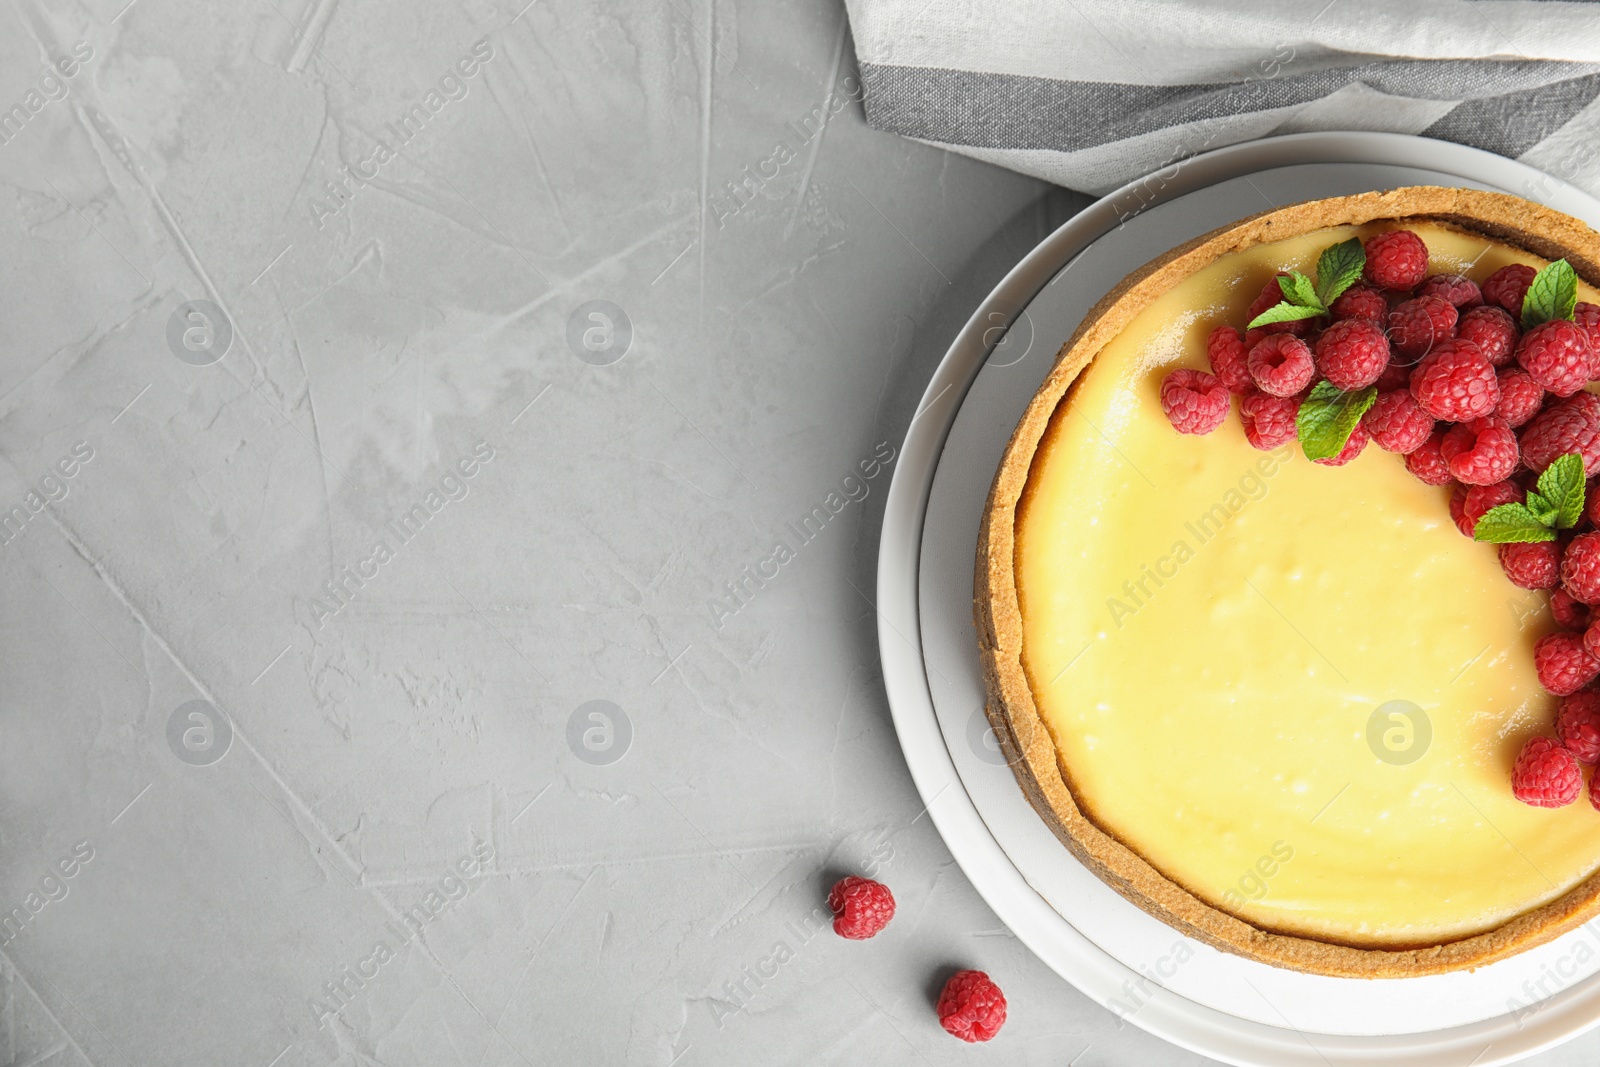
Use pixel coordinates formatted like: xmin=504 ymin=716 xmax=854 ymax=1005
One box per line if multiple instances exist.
xmin=976 ymin=187 xmax=1600 ymax=978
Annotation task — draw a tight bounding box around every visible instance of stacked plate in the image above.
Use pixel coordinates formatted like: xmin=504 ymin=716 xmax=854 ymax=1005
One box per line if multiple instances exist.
xmin=876 ymin=132 xmax=1600 ymax=1066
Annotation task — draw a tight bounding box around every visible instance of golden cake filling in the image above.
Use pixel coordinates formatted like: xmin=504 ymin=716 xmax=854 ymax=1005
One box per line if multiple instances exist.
xmin=1016 ymin=222 xmax=1600 ymax=947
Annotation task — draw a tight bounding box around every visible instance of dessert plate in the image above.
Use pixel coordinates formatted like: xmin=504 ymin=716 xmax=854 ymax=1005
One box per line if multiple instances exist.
xmin=877 ymin=132 xmax=1600 ymax=1066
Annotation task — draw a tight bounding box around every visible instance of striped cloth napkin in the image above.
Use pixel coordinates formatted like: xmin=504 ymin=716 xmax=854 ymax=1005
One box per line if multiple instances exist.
xmin=843 ymin=0 xmax=1600 ymax=196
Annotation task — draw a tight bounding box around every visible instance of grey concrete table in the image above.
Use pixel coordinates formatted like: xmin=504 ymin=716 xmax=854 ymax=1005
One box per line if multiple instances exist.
xmin=3 ymin=1 xmax=1597 ymax=1064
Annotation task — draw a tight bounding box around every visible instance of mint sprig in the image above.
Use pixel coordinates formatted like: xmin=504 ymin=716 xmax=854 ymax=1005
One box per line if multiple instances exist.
xmin=1247 ymin=237 xmax=1366 ymax=330
xmin=1473 ymin=505 xmax=1558 ymax=543
xmin=1296 ymin=381 xmax=1376 ymax=461
xmin=1314 ymin=238 xmax=1366 ymax=307
xmin=1474 ymin=453 xmax=1587 ymax=544
xmin=1522 ymin=259 xmax=1579 ymax=330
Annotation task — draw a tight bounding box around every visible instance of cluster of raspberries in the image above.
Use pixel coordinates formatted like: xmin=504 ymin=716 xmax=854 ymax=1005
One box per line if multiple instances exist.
xmin=827 ymin=875 xmax=1006 ymax=1042
xmin=1162 ymin=232 xmax=1600 ymax=480
xmin=1157 ymin=228 xmax=1600 ymax=811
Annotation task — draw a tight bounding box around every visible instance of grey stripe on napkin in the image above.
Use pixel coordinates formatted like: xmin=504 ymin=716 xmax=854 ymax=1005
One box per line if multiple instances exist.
xmin=844 ymin=0 xmax=1600 ymax=196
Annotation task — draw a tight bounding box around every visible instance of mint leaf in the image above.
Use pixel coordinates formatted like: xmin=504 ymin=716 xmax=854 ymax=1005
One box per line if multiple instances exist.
xmin=1248 ymin=302 xmax=1327 ymax=329
xmin=1315 ymin=238 xmax=1365 ymax=307
xmin=1278 ymin=271 xmax=1322 ymax=311
xmin=1536 ymin=452 xmax=1587 ymax=529
xmin=1522 ymin=259 xmax=1579 ymax=329
xmin=1473 ymin=503 xmax=1559 ymax=543
xmin=1526 ymin=490 xmax=1558 ymax=528
xmin=1296 ymin=381 xmax=1376 ymax=461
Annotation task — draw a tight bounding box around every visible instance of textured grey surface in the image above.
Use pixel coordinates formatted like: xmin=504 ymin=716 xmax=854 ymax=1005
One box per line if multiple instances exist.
xmin=2 ymin=1 xmax=1598 ymax=1064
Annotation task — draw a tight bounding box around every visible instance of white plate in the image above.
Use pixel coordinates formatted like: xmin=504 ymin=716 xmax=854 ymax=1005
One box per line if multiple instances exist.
xmin=876 ymin=132 xmax=1600 ymax=1066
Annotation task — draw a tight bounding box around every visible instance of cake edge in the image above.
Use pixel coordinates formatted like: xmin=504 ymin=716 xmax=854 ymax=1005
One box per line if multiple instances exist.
xmin=973 ymin=185 xmax=1600 ymax=980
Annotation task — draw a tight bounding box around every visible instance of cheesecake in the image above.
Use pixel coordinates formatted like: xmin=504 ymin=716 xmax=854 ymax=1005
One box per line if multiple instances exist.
xmin=976 ymin=187 xmax=1600 ymax=978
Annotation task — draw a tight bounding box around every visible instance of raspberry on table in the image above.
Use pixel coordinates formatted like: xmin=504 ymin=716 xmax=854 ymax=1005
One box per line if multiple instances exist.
xmin=937 ymin=970 xmax=1006 ymax=1043
xmin=1363 ymin=230 xmax=1429 ymax=291
xmin=1518 ymin=320 xmax=1593 ymax=398
xmin=1330 ymin=283 xmax=1388 ymax=323
xmin=1500 ymin=541 xmax=1561 ymax=589
xmin=1418 ymin=273 xmax=1484 ymax=310
xmin=1483 ymin=263 xmax=1538 ymax=315
xmin=1312 ymin=422 xmax=1369 ymax=467
xmin=1248 ymin=334 xmax=1316 ymax=397
xmin=1440 ymin=417 xmax=1519 ymax=485
xmin=1457 ymin=479 xmax=1523 ymax=537
xmin=1206 ymin=326 xmax=1254 ymax=394
xmin=1239 ymin=390 xmax=1301 ymax=450
xmin=1409 ymin=340 xmax=1500 ymax=422
xmin=1362 ymin=389 xmax=1432 ymax=453
xmin=1521 ymin=391 xmax=1600 ymax=476
xmin=1554 ymin=589 xmax=1595 ymax=631
xmin=1246 ymin=276 xmax=1312 ymax=336
xmin=1560 ymin=691 xmax=1600 ymax=762
xmin=1159 ymin=368 xmax=1230 ymax=434
xmin=1455 ymin=306 xmax=1520 ymax=367
xmin=1315 ymin=318 xmax=1390 ymax=390
xmin=1563 ymin=532 xmax=1600 ymax=604
xmin=1404 ymin=430 xmax=1454 ymax=485
xmin=827 ymin=876 xmax=896 ymax=939
xmin=1535 ymin=631 xmax=1600 ymax=695
xmin=1512 ymin=735 xmax=1582 ymax=807
xmin=1388 ymin=295 xmax=1459 ymax=359
xmin=1493 ymin=368 xmax=1545 ymax=428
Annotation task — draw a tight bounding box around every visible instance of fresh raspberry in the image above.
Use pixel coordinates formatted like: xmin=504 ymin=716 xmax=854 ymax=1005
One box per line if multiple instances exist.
xmin=1239 ymin=390 xmax=1301 ymax=450
xmin=1585 ymin=625 xmax=1600 ymax=673
xmin=1315 ymin=318 xmax=1390 ymax=390
xmin=1363 ymin=230 xmax=1429 ymax=291
xmin=1374 ymin=361 xmax=1412 ymax=392
xmin=1456 ymin=306 xmax=1520 ymax=367
xmin=1561 ymin=691 xmax=1600 ymax=763
xmin=1246 ymin=276 xmax=1313 ymax=336
xmin=1512 ymin=735 xmax=1582 ymax=807
xmin=1330 ymin=283 xmax=1388 ymax=323
xmin=1483 ymin=263 xmax=1537 ymax=315
xmin=1159 ymin=369 xmax=1229 ymax=434
xmin=1554 ymin=589 xmax=1595 ymax=631
xmin=1312 ymin=422 xmax=1369 ymax=467
xmin=1248 ymin=334 xmax=1316 ymax=397
xmin=1521 ymin=392 xmax=1600 ymax=476
xmin=1418 ymin=273 xmax=1484 ymax=310
xmin=1361 ymin=389 xmax=1432 ymax=453
xmin=1206 ymin=326 xmax=1254 ymax=394
xmin=1409 ymin=340 xmax=1499 ymax=422
xmin=1405 ymin=431 xmax=1454 ymax=485
xmin=1535 ymin=631 xmax=1600 ymax=695
xmin=1518 ymin=320 xmax=1593 ymax=398
xmin=1564 ymin=532 xmax=1600 ymax=604
xmin=1493 ymin=368 xmax=1545 ymax=428
xmin=1440 ymin=417 xmax=1519 ymax=485
xmin=1457 ymin=480 xmax=1523 ymax=536
xmin=1589 ymin=490 xmax=1600 ymax=530
xmin=936 ymin=970 xmax=1006 ymax=1043
xmin=827 ymin=876 xmax=895 ymax=939
xmin=1575 ymin=302 xmax=1600 ymax=365
xmin=1388 ymin=295 xmax=1459 ymax=359
xmin=1448 ymin=482 xmax=1468 ymax=533
xmin=1500 ymin=541 xmax=1561 ymax=589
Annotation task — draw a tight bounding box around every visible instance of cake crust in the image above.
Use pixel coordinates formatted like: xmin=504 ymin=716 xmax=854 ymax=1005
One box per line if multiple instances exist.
xmin=975 ymin=186 xmax=1600 ymax=979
